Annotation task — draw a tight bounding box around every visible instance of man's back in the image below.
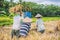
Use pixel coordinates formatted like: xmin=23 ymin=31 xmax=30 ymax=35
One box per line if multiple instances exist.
xmin=12 ymin=15 xmax=21 ymax=30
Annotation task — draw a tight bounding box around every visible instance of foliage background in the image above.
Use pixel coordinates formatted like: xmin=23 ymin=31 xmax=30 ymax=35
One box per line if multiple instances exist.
xmin=0 ymin=0 xmax=60 ymax=26
xmin=0 ymin=0 xmax=60 ymax=17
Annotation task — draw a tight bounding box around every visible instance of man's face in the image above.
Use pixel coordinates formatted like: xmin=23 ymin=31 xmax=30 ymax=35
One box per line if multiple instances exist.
xmin=37 ymin=17 xmax=40 ymax=19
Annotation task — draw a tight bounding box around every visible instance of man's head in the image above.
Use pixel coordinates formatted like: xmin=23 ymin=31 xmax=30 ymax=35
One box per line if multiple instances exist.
xmin=23 ymin=17 xmax=32 ymax=23
xmin=35 ymin=13 xmax=43 ymax=19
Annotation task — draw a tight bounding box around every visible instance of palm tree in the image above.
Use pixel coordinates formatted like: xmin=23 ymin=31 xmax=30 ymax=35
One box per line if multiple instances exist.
xmin=10 ymin=0 xmax=13 ymax=3
xmin=0 ymin=0 xmax=4 ymax=7
xmin=19 ymin=0 xmax=22 ymax=4
xmin=10 ymin=0 xmax=13 ymax=7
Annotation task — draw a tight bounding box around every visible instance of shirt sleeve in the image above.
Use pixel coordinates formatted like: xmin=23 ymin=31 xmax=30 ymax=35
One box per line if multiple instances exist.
xmin=36 ymin=20 xmax=38 ymax=27
xmin=41 ymin=20 xmax=44 ymax=25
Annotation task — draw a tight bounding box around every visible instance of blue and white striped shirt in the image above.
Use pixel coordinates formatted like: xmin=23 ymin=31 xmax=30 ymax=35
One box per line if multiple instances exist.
xmin=20 ymin=22 xmax=31 ymax=36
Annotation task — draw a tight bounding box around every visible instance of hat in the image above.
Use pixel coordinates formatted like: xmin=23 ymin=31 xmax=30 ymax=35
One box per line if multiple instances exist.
xmin=23 ymin=17 xmax=32 ymax=22
xmin=35 ymin=14 xmax=42 ymax=18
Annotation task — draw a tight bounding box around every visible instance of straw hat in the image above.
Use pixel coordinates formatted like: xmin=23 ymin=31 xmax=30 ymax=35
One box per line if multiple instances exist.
xmin=23 ymin=17 xmax=32 ymax=22
xmin=35 ymin=14 xmax=42 ymax=18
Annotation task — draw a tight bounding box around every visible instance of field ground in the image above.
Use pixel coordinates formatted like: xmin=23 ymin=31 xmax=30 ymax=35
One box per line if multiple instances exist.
xmin=0 ymin=20 xmax=60 ymax=40
xmin=32 ymin=17 xmax=60 ymax=22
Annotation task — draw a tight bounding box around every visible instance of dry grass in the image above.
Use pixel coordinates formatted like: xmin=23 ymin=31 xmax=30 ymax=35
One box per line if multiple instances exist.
xmin=0 ymin=20 xmax=60 ymax=40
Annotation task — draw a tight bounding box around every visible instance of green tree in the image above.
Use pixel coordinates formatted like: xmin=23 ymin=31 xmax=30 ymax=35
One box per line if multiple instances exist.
xmin=0 ymin=0 xmax=4 ymax=10
xmin=9 ymin=0 xmax=14 ymax=7
xmin=19 ymin=0 xmax=22 ymax=4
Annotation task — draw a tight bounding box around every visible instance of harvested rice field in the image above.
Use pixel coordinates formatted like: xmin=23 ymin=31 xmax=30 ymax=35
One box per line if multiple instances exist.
xmin=0 ymin=20 xmax=60 ymax=40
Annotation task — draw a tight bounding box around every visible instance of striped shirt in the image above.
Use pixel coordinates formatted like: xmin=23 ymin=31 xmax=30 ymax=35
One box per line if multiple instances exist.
xmin=20 ymin=22 xmax=31 ymax=36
